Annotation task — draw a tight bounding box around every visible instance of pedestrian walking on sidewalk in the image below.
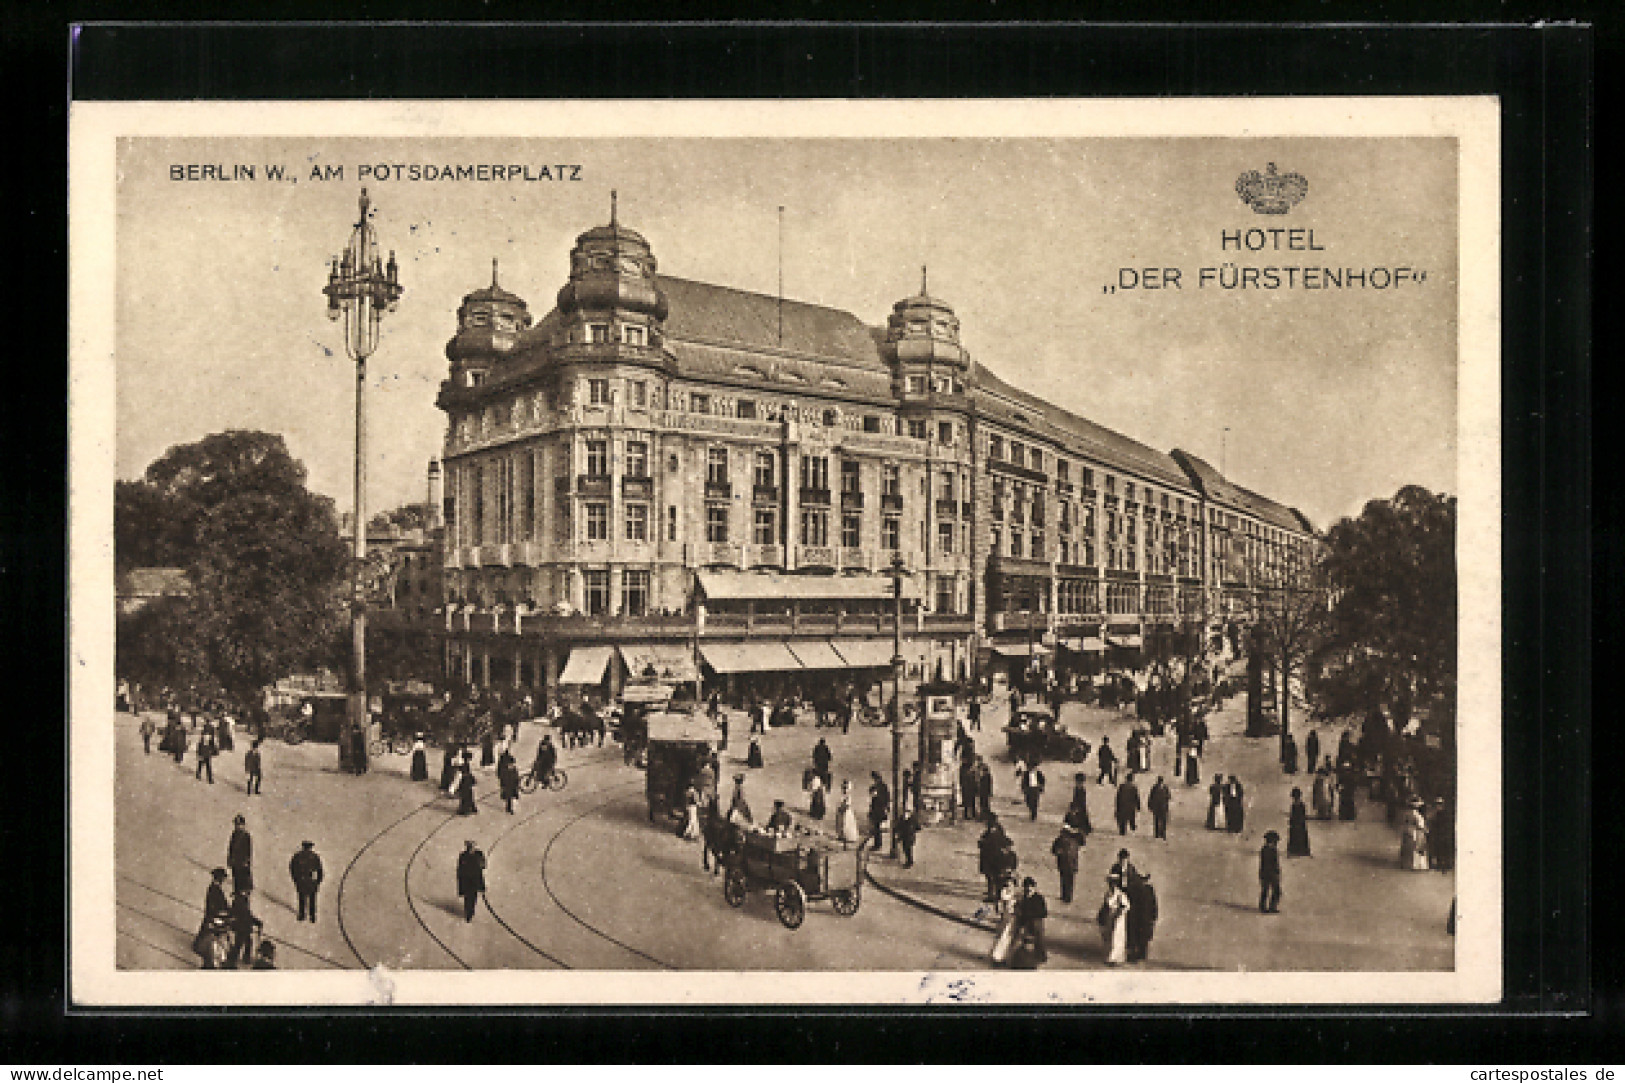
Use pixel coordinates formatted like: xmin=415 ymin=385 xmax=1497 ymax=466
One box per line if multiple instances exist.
xmin=834 ymin=780 xmax=859 ymax=843
xmin=194 ymin=729 xmax=217 ymax=783
xmin=409 ymin=735 xmax=429 ymax=782
xmin=1064 ymin=773 xmax=1093 ymax=837
xmin=1206 ymin=774 xmax=1228 ymax=831
xmin=1051 ymin=826 xmax=1081 ymax=903
xmin=864 ymin=772 xmax=891 ymax=852
xmin=1305 ymin=729 xmax=1321 ymax=777
xmin=497 ymin=750 xmax=520 ymax=814
xmin=1014 ymin=877 xmax=1049 ymax=967
xmin=289 ymin=841 xmax=323 ymax=922
xmin=1020 ymin=760 xmax=1046 ymax=822
xmin=977 ymin=756 xmax=994 ymax=820
xmin=456 ymin=840 xmax=486 ymax=922
xmin=978 ymin=816 xmax=1012 ymax=902
xmin=1184 ymin=744 xmax=1201 ymax=787
xmin=1258 ymin=830 xmax=1283 ymax=913
xmin=1225 ymin=775 xmax=1247 ymax=834
xmin=1148 ymin=776 xmax=1171 ymax=839
xmin=1097 ymin=737 xmax=1118 ymax=786
xmin=457 ymin=761 xmax=479 ymax=815
xmin=895 ymin=803 xmax=918 ymax=868
xmin=139 ymin=714 xmax=155 ymax=754
xmin=244 ymin=739 xmax=263 ymax=795
xmin=1282 ymin=731 xmax=1299 ymax=775
xmin=1287 ymin=788 xmax=1312 ymax=857
xmin=224 ymin=888 xmax=263 ymax=969
xmin=1125 ymin=870 xmax=1159 ymax=962
xmin=227 ymin=814 xmax=253 ymax=893
xmin=1115 ymin=773 xmax=1141 ymax=835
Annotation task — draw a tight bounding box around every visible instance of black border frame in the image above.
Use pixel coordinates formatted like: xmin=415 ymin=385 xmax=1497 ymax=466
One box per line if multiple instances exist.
xmin=6 ymin=14 xmax=1597 ymax=1063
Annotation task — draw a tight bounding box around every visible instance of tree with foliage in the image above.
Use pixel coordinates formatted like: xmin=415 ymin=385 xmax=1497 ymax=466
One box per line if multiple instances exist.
xmin=1247 ymin=566 xmax=1329 ymax=748
xmin=115 ymin=431 xmax=351 ymax=711
xmin=1309 ymin=485 xmax=1457 ymax=746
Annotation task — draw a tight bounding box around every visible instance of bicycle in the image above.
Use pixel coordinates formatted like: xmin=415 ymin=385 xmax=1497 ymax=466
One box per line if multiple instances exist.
xmin=519 ymin=767 xmax=569 ymax=794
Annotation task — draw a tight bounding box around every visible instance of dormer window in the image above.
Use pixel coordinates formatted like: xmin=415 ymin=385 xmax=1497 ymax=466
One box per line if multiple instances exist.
xmin=622 ymin=324 xmax=647 ymax=346
xmin=588 ymin=323 xmax=611 ymax=344
xmin=466 ymin=370 xmax=487 ymax=388
xmin=492 ymin=312 xmax=516 ymax=333
xmin=468 ymin=310 xmax=490 ymax=327
xmin=905 ymin=375 xmax=927 ymax=395
xmin=587 ymin=378 xmax=611 ymax=406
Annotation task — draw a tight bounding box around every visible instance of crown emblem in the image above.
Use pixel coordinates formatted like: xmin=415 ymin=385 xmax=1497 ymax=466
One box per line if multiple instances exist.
xmin=1236 ymin=162 xmax=1308 ymax=215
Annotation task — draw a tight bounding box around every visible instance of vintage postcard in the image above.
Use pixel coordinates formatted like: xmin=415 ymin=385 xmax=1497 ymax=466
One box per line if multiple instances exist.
xmin=70 ymin=98 xmax=1499 ymax=1005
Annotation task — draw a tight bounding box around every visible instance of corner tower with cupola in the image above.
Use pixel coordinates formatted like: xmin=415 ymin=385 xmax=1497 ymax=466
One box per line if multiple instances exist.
xmin=882 ymin=269 xmax=978 ymax=642
xmin=446 ymin=260 xmax=531 ymax=391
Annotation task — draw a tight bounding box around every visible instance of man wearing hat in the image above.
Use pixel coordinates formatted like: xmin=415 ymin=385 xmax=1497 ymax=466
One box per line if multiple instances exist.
xmin=766 ymin=799 xmax=794 ymax=835
xmin=224 ymin=887 xmax=264 ymax=968
xmin=1125 ymin=868 xmax=1159 ymax=962
xmin=289 ymin=840 xmax=324 ymax=922
xmin=227 ymin=814 xmax=253 ymax=893
xmin=1258 ymin=830 xmax=1283 ymax=913
xmin=1050 ymin=824 xmax=1081 ymax=904
xmin=1014 ymin=876 xmax=1049 ymax=966
xmin=455 ymin=840 xmax=486 ymax=923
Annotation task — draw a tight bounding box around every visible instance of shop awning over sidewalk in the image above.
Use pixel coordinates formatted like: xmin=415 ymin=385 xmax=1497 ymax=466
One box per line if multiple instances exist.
xmin=785 ymin=640 xmax=849 ymax=670
xmin=1060 ymin=637 xmax=1106 ymax=653
xmin=559 ymin=645 xmax=615 ymax=685
xmin=620 ymin=643 xmax=699 ymax=684
xmin=1106 ymin=634 xmax=1143 ymax=649
xmin=829 ymin=639 xmax=898 ymax=668
xmin=699 ymin=641 xmax=804 ymax=674
xmin=991 ymin=642 xmax=1052 ymax=658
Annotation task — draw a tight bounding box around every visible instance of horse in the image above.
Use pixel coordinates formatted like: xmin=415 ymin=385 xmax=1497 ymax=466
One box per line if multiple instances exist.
xmin=701 ymin=800 xmax=742 ymax=876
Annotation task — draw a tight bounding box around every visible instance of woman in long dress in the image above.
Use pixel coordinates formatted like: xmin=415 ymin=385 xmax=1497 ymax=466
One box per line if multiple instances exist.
xmin=1205 ymin=775 xmax=1228 ymax=831
xmin=439 ymin=745 xmax=458 ymax=792
xmin=1287 ymin=788 xmax=1312 ymax=856
xmin=1100 ymin=880 xmax=1131 ymax=966
xmin=409 ymin=736 xmax=429 ymax=782
xmin=1399 ymin=800 xmax=1430 ymax=869
xmin=835 ymin=780 xmax=861 ymax=844
xmin=456 ymin=763 xmax=478 ymax=815
xmin=808 ymin=774 xmax=827 ymax=820
xmin=1311 ymin=768 xmax=1334 ymax=820
xmin=989 ymin=873 xmax=1021 ymax=966
xmin=1184 ymin=746 xmax=1201 ymax=787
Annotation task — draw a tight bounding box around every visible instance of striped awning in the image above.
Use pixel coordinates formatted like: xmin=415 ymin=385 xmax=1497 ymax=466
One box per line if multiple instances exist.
xmin=786 ymin=640 xmax=849 ymax=670
xmin=559 ymin=645 xmax=615 ymax=685
xmin=699 ymin=641 xmax=804 ymax=674
xmin=829 ymin=639 xmax=898 ymax=668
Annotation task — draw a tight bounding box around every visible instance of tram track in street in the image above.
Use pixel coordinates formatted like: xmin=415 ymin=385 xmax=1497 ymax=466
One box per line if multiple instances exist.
xmin=115 ymin=879 xmax=352 ymax=969
xmin=334 ymin=796 xmax=461 ymax=970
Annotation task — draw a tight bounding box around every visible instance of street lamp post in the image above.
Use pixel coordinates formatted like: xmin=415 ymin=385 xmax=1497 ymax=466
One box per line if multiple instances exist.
xmin=323 ymin=188 xmax=403 ymax=763
xmin=889 ymin=551 xmax=906 ymax=858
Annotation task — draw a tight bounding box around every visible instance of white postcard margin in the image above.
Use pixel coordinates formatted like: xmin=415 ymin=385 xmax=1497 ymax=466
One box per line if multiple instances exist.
xmin=69 ymin=97 xmax=1501 ymax=1006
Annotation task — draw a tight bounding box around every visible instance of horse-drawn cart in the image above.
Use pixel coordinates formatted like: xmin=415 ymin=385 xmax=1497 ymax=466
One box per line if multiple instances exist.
xmin=722 ymin=830 xmax=866 ymax=929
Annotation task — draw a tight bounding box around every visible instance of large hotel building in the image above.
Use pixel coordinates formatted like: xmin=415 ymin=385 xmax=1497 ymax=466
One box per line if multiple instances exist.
xmin=433 ymin=205 xmax=1313 ymax=696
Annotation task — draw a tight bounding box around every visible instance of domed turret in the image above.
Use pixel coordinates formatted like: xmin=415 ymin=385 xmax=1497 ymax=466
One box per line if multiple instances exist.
xmin=555 ymin=191 xmax=669 ymax=324
xmin=881 ymin=267 xmax=970 ymax=372
xmin=446 ymin=259 xmax=532 ymax=384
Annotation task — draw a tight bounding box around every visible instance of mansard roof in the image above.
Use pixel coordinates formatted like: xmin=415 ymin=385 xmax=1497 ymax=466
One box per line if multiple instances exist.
xmin=971 ymin=366 xmax=1193 ymax=492
xmin=657 ymin=276 xmax=890 ymax=373
xmin=1169 ymin=450 xmax=1306 ymax=532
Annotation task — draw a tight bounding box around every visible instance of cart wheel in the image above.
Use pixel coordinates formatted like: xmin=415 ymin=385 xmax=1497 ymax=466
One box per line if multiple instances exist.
xmin=548 ymin=769 xmax=569 ymax=791
xmin=775 ymin=882 xmax=806 ymax=929
xmin=723 ymin=869 xmax=748 ymax=908
xmin=832 ymin=884 xmax=861 ymax=916
xmin=519 ymin=773 xmax=539 ymax=795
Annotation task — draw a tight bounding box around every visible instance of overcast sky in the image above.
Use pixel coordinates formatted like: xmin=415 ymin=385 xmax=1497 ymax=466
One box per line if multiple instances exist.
xmin=115 ymin=135 xmax=1457 ymax=531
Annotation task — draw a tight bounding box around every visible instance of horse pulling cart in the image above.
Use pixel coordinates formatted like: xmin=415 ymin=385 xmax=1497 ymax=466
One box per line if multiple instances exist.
xmin=722 ymin=830 xmax=866 ymax=929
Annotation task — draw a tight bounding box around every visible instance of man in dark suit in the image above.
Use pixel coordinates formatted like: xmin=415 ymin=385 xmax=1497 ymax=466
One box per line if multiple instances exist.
xmin=1097 ymin=737 xmax=1118 ymax=786
xmin=864 ymin=772 xmax=891 ymax=853
xmin=289 ymin=841 xmax=324 ymax=922
xmin=1050 ymin=827 xmax=1081 ymax=904
xmin=976 ymin=757 xmax=994 ymax=821
xmin=227 ymin=814 xmax=253 ymax=893
xmin=1015 ymin=877 xmax=1049 ymax=966
xmin=1125 ymin=870 xmax=1159 ymax=961
xmin=244 ymin=739 xmax=263 ymax=795
xmin=224 ymin=888 xmax=264 ymax=969
xmin=1115 ymin=772 xmax=1142 ymax=835
xmin=1258 ymin=830 xmax=1283 ymax=913
xmin=1147 ymin=776 xmax=1172 ymax=839
xmin=456 ymin=840 xmax=486 ymax=922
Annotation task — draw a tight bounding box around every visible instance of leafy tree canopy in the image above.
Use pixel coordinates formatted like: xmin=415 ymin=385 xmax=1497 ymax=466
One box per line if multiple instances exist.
xmin=116 ymin=431 xmax=351 ymax=708
xmin=1310 ymin=484 xmax=1457 ymax=731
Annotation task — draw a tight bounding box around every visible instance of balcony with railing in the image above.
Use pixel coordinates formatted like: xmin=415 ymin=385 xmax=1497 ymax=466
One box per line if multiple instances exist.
xmin=797 ymin=544 xmax=838 ymax=568
xmin=800 ymin=487 xmax=833 ymax=507
xmin=704 ymin=480 xmax=733 ymax=501
xmin=840 ymin=547 xmax=869 ymax=570
xmin=702 ymin=541 xmax=741 ymax=567
xmin=753 ymin=484 xmax=779 ymax=504
xmin=577 ymin=474 xmax=612 ymax=498
xmin=621 ymin=475 xmax=653 ymax=499
xmin=934 ymin=498 xmax=959 ymax=520
xmin=744 ymin=543 xmax=783 ymax=568
xmin=840 ymin=490 xmax=864 ymax=510
xmin=880 ymin=493 xmax=904 ymax=512
xmin=987 ymin=456 xmax=1048 ymax=484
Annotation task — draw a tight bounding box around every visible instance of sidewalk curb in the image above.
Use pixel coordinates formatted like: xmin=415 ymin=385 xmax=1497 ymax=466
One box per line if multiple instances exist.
xmin=864 ymin=868 xmax=995 ymax=932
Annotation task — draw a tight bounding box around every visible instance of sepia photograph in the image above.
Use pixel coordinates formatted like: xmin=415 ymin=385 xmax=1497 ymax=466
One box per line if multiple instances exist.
xmin=69 ymin=98 xmax=1500 ymax=1005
